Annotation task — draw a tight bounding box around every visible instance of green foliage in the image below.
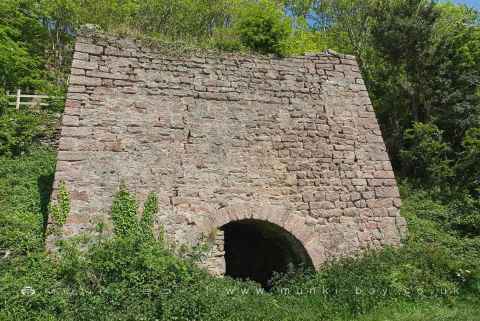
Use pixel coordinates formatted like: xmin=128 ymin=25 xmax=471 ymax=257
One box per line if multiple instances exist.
xmin=140 ymin=192 xmax=158 ymax=240
xmin=283 ymin=19 xmax=329 ymax=55
xmin=0 ymin=110 xmax=47 ymax=157
xmin=0 ymin=147 xmax=55 ymax=254
xmin=136 ymin=0 xmax=233 ymax=42
xmin=446 ymin=195 xmax=480 ymax=236
xmin=111 ymin=185 xmax=160 ymax=242
xmin=210 ymin=27 xmax=245 ymax=52
xmin=368 ymin=0 xmax=438 ymax=67
xmin=111 ymin=183 xmax=141 ymax=238
xmin=235 ymin=0 xmax=292 ymax=55
xmin=401 ymin=184 xmax=480 ymax=241
xmin=428 ymin=4 xmax=480 ymax=147
xmin=0 ymin=211 xmax=44 ymax=255
xmin=49 ymin=180 xmax=70 ymax=227
xmin=400 ymin=122 xmax=453 ymax=186
xmin=0 ymin=146 xmax=55 ymax=214
xmin=308 ymin=0 xmax=372 ymax=55
xmin=0 ymin=0 xmax=49 ymax=91
xmin=353 ymin=299 xmax=480 ymax=321
xmin=455 ymin=128 xmax=480 ymax=194
xmin=0 ymin=88 xmax=8 ymax=115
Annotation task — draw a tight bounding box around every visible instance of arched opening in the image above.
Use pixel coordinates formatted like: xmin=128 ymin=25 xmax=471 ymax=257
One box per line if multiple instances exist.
xmin=221 ymin=219 xmax=313 ymax=289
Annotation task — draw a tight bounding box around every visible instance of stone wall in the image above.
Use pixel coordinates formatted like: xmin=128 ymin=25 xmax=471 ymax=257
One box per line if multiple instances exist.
xmin=48 ymin=31 xmax=407 ymax=270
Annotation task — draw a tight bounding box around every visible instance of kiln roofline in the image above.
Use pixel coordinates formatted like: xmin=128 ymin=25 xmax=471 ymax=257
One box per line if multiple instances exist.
xmin=76 ymin=25 xmax=357 ymax=62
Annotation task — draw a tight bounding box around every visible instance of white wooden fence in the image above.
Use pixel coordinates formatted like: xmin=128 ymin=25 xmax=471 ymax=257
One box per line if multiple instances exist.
xmin=7 ymin=89 xmax=63 ymax=110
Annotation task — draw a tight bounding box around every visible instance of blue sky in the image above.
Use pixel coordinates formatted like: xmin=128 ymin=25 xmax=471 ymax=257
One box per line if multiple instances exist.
xmin=451 ymin=0 xmax=480 ymax=9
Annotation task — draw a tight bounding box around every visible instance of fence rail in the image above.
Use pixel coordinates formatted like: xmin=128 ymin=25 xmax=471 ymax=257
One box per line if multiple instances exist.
xmin=7 ymin=89 xmax=63 ymax=110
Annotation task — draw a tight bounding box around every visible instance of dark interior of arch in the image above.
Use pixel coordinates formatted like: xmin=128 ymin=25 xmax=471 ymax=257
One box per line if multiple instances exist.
xmin=221 ymin=219 xmax=313 ymax=289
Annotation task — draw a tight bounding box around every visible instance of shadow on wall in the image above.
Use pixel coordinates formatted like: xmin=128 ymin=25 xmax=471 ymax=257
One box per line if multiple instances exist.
xmin=221 ymin=219 xmax=313 ymax=289
xmin=37 ymin=173 xmax=55 ymax=238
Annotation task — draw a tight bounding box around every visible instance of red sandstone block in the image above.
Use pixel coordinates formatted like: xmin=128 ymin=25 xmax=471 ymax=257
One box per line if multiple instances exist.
xmin=71 ymin=68 xmax=85 ymax=75
xmin=73 ymin=52 xmax=89 ymax=61
xmin=310 ymin=201 xmax=335 ymax=210
xmin=57 ymin=151 xmax=86 ymax=161
xmin=62 ymin=115 xmax=79 ymax=127
xmin=374 ymin=171 xmax=396 ymax=179
xmin=367 ymin=198 xmax=394 ymax=209
xmin=75 ymin=42 xmax=103 ymax=55
xmin=72 ymin=59 xmax=98 ymax=70
xmin=375 ymin=187 xmax=400 ymax=198
xmin=69 ymin=75 xmax=101 ymax=86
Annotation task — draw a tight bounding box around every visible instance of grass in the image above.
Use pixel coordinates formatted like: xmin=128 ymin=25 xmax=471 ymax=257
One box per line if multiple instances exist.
xmin=354 ymin=298 xmax=480 ymax=321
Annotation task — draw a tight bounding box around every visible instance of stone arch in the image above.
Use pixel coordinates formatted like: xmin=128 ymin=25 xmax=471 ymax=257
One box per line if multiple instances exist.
xmin=195 ymin=204 xmax=324 ymax=286
xmin=221 ymin=219 xmax=314 ymax=288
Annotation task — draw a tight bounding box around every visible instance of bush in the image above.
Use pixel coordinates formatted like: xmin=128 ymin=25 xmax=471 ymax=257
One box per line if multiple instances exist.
xmin=400 ymin=122 xmax=453 ymax=186
xmin=0 ymin=110 xmax=49 ymax=157
xmin=399 ymin=183 xmax=480 ymax=237
xmin=455 ymin=127 xmax=480 ymax=194
xmin=446 ymin=195 xmax=480 ymax=236
xmin=211 ymin=27 xmax=245 ymax=52
xmin=234 ymin=0 xmax=292 ymax=55
xmin=0 ymin=88 xmax=8 ymax=115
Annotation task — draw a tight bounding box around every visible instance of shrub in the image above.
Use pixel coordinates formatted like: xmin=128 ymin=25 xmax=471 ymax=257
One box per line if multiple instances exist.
xmin=234 ymin=0 xmax=292 ymax=55
xmin=0 ymin=110 xmax=46 ymax=157
xmin=400 ymin=122 xmax=453 ymax=186
xmin=0 ymin=88 xmax=8 ymax=115
xmin=400 ymin=183 xmax=480 ymax=237
xmin=455 ymin=127 xmax=480 ymax=194
xmin=211 ymin=27 xmax=245 ymax=52
xmin=446 ymin=195 xmax=480 ymax=236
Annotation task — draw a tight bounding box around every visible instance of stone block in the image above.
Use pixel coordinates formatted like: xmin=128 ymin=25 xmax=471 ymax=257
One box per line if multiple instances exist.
xmin=375 ymin=187 xmax=400 ymax=199
xmin=69 ymin=75 xmax=101 ymax=86
xmin=75 ymin=42 xmax=103 ymax=55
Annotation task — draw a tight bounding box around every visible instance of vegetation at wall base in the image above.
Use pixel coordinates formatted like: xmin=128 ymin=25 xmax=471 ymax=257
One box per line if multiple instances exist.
xmin=1 ymin=0 xmax=479 ymax=320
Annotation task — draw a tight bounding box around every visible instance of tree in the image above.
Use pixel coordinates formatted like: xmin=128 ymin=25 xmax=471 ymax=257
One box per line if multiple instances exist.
xmin=455 ymin=128 xmax=480 ymax=195
xmin=0 ymin=0 xmax=48 ymax=91
xmin=428 ymin=4 xmax=480 ymax=148
xmin=400 ymin=122 xmax=453 ymax=187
